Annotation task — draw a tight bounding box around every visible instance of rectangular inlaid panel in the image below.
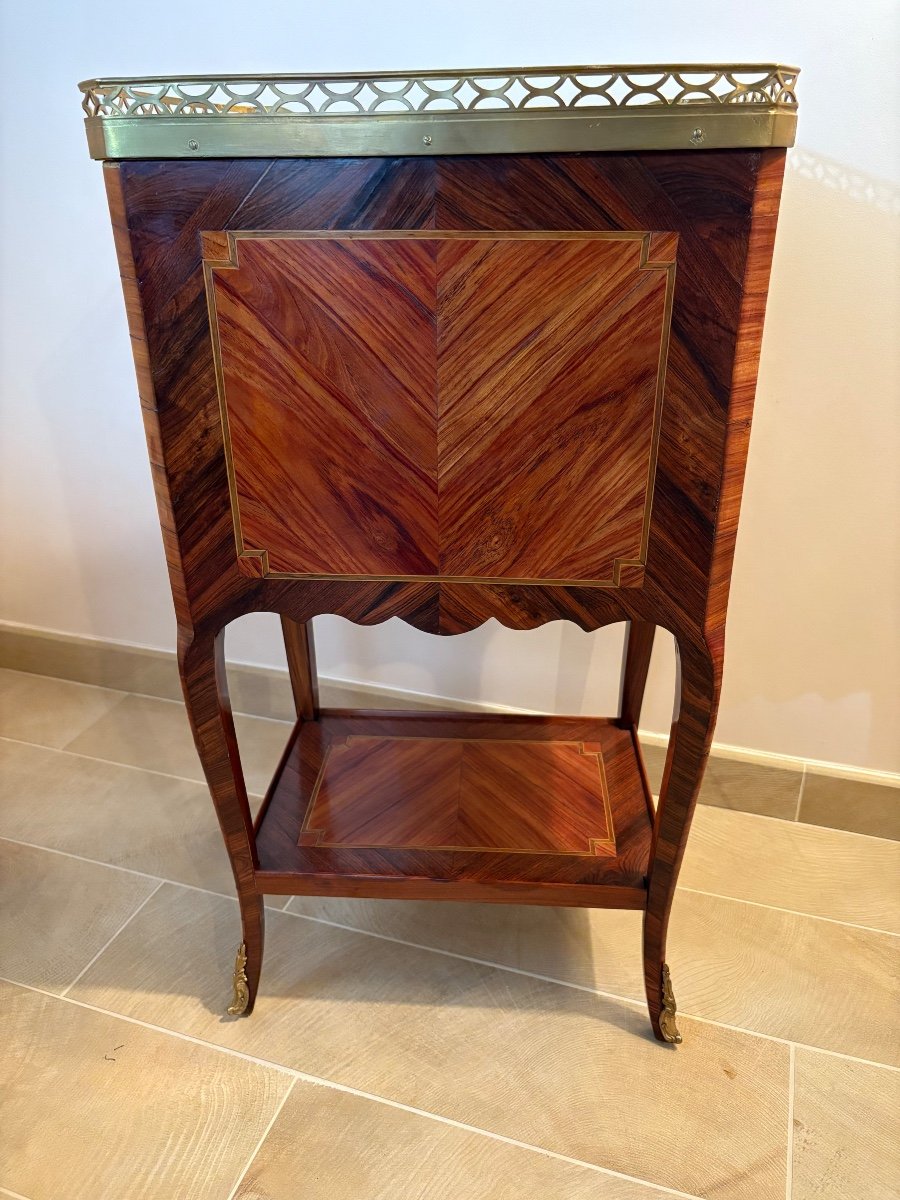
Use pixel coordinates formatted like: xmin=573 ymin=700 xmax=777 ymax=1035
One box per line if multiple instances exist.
xmin=297 ymin=735 xmax=615 ymax=856
xmin=204 ymin=230 xmax=675 ymax=586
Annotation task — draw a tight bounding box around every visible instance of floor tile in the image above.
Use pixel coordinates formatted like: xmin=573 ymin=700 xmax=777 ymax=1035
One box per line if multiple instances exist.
xmin=0 ymin=739 xmax=287 ymax=908
xmin=64 ymin=692 xmax=293 ymax=796
xmin=681 ymin=805 xmax=900 ymax=932
xmin=287 ymin=891 xmax=644 ymax=995
xmin=669 ymin=891 xmax=899 ymax=1065
xmin=286 ymin=886 xmax=900 ymax=1065
xmin=792 ymin=1049 xmax=900 ymax=1199
xmin=639 ymin=743 xmax=802 ymax=820
xmin=0 ymin=840 xmax=158 ymax=992
xmin=234 ymin=1079 xmax=664 ymax=1200
xmin=71 ymin=884 xmax=790 ymax=1200
xmin=0 ymin=980 xmax=292 ymax=1200
xmin=0 ymin=668 xmax=125 ymax=750
xmin=799 ymin=771 xmax=900 ymax=841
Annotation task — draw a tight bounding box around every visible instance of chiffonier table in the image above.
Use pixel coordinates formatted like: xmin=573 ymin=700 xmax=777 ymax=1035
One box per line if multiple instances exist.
xmin=79 ymin=63 xmax=798 ymax=1043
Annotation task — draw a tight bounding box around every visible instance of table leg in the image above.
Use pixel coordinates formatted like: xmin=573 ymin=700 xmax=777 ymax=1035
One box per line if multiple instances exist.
xmin=643 ymin=635 xmax=719 ymax=1043
xmin=179 ymin=625 xmax=264 ymax=1015
xmin=281 ymin=616 xmax=319 ymax=720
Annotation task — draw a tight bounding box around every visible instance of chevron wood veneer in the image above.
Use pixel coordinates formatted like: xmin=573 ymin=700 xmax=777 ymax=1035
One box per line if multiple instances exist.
xmin=254 ymin=713 xmax=651 ymax=900
xmin=205 ymin=231 xmax=673 ymax=586
xmin=297 ymin=734 xmax=615 ymax=854
xmin=103 ymin=146 xmax=787 ymax=1040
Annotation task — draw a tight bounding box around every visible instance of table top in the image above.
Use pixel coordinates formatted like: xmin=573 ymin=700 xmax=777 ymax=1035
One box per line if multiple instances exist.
xmin=79 ymin=63 xmax=799 ymax=159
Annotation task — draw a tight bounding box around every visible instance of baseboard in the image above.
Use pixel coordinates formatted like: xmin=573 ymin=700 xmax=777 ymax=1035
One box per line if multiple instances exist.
xmin=1 ymin=619 xmax=898 ymax=788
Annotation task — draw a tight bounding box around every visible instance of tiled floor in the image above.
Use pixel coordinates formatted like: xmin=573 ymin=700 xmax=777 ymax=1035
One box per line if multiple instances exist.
xmin=0 ymin=669 xmax=897 ymax=1199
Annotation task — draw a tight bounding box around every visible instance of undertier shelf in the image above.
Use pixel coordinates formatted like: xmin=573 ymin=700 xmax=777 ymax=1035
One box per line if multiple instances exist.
xmin=254 ymin=711 xmax=655 ymax=907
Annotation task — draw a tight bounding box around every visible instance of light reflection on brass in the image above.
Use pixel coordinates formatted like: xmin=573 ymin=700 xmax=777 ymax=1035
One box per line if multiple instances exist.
xmin=660 ymin=962 xmax=683 ymax=1044
xmin=226 ymin=941 xmax=250 ymax=1016
xmin=78 ymin=64 xmax=799 ymax=159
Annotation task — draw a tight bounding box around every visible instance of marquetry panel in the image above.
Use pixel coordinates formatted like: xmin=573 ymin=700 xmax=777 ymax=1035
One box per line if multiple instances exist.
xmin=297 ymin=734 xmax=615 ymax=855
xmin=204 ymin=229 xmax=675 ymax=588
xmin=254 ymin=712 xmax=654 ymax=898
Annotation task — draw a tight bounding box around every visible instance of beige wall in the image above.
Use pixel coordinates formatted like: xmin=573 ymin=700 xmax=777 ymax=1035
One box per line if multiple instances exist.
xmin=1 ymin=1 xmax=898 ymax=771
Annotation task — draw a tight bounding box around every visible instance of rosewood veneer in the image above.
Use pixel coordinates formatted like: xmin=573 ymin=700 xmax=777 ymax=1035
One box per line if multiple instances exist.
xmin=79 ymin=64 xmax=798 ymax=1042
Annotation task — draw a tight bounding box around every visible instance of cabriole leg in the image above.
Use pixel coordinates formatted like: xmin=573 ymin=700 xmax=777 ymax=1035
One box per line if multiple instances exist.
xmin=643 ymin=636 xmax=719 ymax=1044
xmin=178 ymin=626 xmax=264 ymax=1015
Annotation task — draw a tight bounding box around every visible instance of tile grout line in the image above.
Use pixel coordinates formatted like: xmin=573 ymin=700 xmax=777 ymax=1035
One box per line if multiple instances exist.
xmin=2 ymin=976 xmax=297 ymax=1075
xmin=56 ymin=689 xmax=134 ymax=754
xmin=275 ymin=906 xmax=900 ymax=1070
xmin=0 ymin=735 xmax=210 ymax=789
xmin=59 ymin=881 xmax=165 ymax=998
xmin=676 ymin=886 xmax=900 ymax=938
xmin=3 ymin=830 xmax=898 ymax=938
xmin=7 ymin=662 xmax=900 ymax=787
xmin=53 ymin=683 xmax=294 ymax=722
xmin=2 ymin=832 xmax=898 ymax=1069
xmin=4 ymin=728 xmax=900 ymax=842
xmin=786 ymin=1043 xmax=795 ymax=1200
xmin=681 ymin=796 xmax=900 ymax=843
xmin=794 ymin=766 xmax=807 ymax=823
xmin=1 ymin=976 xmax=704 ymax=1200
xmin=285 ymin=1074 xmax=707 ymax=1200
xmin=223 ymin=1076 xmax=297 ymax=1200
xmin=0 ymin=835 xmax=166 ymax=884
xmin=0 ymin=836 xmax=285 ymax=909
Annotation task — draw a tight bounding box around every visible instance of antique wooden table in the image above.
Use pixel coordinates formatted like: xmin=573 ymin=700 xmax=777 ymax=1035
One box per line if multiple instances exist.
xmin=80 ymin=64 xmax=798 ymax=1042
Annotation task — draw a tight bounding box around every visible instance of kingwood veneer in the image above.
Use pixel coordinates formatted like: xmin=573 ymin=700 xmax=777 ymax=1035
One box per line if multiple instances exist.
xmin=80 ymin=64 xmax=798 ymax=1043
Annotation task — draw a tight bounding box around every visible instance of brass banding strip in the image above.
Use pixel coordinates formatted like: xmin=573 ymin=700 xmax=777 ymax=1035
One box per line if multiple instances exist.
xmin=79 ymin=64 xmax=799 ymax=158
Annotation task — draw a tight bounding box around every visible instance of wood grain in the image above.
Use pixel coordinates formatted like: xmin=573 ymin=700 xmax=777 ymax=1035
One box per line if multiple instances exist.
xmin=281 ymin=616 xmax=318 ymax=720
xmin=234 ymin=1080 xmax=665 ymax=1200
xmin=67 ymin=884 xmax=792 ymax=1200
xmin=255 ymin=711 xmax=651 ymax=906
xmin=0 ymin=840 xmax=158 ymax=992
xmin=298 ymin=734 xmax=614 ymax=854
xmin=210 ymin=235 xmax=439 ymax=577
xmin=207 ymin=231 xmax=672 ymax=585
xmin=436 ymin=234 xmax=670 ymax=584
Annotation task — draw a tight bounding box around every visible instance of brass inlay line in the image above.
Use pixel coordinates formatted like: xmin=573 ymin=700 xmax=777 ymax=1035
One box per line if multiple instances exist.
xmin=298 ymin=735 xmax=617 ymax=857
xmin=204 ymin=229 xmax=676 ymax=591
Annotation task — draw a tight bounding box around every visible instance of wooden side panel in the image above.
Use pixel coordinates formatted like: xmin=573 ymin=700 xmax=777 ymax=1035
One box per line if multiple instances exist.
xmin=112 ymin=151 xmax=780 ymax=645
xmin=705 ymin=150 xmax=787 ymax=657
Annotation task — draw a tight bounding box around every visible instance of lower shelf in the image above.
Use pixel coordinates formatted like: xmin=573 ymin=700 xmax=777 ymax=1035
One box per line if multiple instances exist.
xmin=254 ymin=710 xmax=654 ymax=907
